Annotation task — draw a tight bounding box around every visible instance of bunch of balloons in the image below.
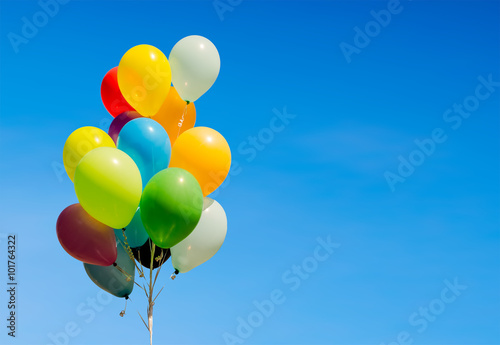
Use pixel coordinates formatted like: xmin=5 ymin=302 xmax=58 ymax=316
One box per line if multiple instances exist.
xmin=56 ymin=36 xmax=230 ymax=321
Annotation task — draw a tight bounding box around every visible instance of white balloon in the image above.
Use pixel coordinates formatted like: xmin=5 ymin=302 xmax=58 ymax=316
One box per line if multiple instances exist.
xmin=171 ymin=197 xmax=227 ymax=273
xmin=169 ymin=35 xmax=220 ymax=103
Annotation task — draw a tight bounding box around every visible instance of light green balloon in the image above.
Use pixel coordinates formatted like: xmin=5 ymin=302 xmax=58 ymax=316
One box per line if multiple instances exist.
xmin=74 ymin=147 xmax=142 ymax=229
xmin=140 ymin=168 xmax=203 ymax=249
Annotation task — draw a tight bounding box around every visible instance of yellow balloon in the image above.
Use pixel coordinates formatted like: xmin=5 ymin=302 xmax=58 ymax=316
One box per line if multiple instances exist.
xmin=117 ymin=44 xmax=172 ymax=117
xmin=170 ymin=127 xmax=231 ymax=196
xmin=63 ymin=126 xmax=115 ymax=182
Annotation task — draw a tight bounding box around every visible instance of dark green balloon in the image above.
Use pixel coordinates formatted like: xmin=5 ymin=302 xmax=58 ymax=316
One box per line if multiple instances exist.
xmin=140 ymin=168 xmax=203 ymax=249
xmin=84 ymin=243 xmax=135 ymax=298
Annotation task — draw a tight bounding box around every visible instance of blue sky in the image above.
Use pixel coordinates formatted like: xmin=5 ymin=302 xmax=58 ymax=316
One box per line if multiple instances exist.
xmin=1 ymin=0 xmax=499 ymax=344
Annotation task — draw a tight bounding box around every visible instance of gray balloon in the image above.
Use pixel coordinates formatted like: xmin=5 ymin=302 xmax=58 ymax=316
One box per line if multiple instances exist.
xmin=84 ymin=242 xmax=135 ymax=298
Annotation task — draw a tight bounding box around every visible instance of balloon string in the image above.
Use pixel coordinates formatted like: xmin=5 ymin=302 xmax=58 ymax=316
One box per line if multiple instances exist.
xmin=176 ymin=103 xmax=188 ymax=140
xmin=121 ymin=228 xmax=136 ymax=263
xmin=121 ymin=229 xmax=145 ymax=278
xmin=114 ymin=262 xmax=132 ymax=282
xmin=120 ymin=296 xmax=128 ymax=317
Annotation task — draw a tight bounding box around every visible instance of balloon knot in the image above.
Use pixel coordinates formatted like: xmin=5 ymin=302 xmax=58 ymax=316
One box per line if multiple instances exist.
xmin=113 ymin=262 xmax=117 ymax=267
xmin=170 ymin=269 xmax=179 ymax=280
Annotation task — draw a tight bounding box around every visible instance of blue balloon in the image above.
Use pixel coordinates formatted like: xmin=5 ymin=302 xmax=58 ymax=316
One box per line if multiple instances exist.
xmin=84 ymin=243 xmax=135 ymax=298
xmin=114 ymin=208 xmax=149 ymax=248
xmin=117 ymin=118 xmax=171 ymax=186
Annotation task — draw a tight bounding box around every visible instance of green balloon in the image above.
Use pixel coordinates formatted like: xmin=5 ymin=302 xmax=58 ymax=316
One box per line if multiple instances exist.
xmin=74 ymin=147 xmax=142 ymax=229
xmin=140 ymin=168 xmax=203 ymax=248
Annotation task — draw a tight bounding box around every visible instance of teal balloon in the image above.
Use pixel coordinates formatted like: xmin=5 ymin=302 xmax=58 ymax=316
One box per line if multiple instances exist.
xmin=140 ymin=168 xmax=203 ymax=249
xmin=84 ymin=242 xmax=134 ymax=298
xmin=114 ymin=208 xmax=149 ymax=248
xmin=117 ymin=118 xmax=171 ymax=187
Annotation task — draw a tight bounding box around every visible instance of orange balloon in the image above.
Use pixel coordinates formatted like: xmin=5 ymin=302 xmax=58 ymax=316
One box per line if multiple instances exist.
xmin=170 ymin=127 xmax=231 ymax=196
xmin=152 ymin=86 xmax=196 ymax=146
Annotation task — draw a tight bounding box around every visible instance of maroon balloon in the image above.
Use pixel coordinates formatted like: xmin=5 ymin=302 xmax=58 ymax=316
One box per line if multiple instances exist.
xmin=108 ymin=111 xmax=142 ymax=144
xmin=56 ymin=204 xmax=117 ymax=266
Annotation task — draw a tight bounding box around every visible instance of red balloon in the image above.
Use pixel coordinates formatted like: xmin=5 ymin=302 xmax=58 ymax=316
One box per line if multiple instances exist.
xmin=56 ymin=204 xmax=117 ymax=266
xmin=101 ymin=67 xmax=135 ymax=117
